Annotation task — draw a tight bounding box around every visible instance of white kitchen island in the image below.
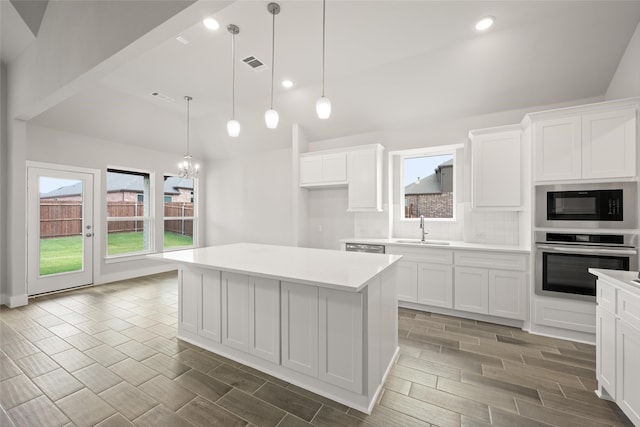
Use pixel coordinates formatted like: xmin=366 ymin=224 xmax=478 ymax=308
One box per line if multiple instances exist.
xmin=149 ymin=243 xmax=402 ymax=413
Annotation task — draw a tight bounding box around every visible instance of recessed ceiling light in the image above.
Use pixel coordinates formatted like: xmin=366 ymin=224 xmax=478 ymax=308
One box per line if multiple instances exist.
xmin=475 ymin=16 xmax=495 ymax=31
xmin=203 ymin=18 xmax=220 ymax=31
xmin=282 ymin=79 xmax=294 ymax=89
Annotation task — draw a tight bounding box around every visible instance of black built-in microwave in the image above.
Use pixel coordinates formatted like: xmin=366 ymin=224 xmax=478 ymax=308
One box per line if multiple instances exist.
xmin=547 ymin=189 xmax=623 ymax=221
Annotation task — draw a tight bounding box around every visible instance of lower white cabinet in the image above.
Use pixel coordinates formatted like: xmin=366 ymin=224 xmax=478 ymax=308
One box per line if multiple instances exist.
xmin=454 ymin=267 xmax=489 ymax=314
xmin=488 ymin=270 xmax=526 ymax=320
xmin=222 ymin=272 xmax=280 ymax=363
xmin=179 ymin=268 xmax=202 ymax=335
xmin=200 ymin=271 xmax=222 ymax=342
xmin=318 ymin=288 xmax=363 ymax=393
xmin=418 ymin=263 xmax=453 ymax=309
xmin=593 ymin=272 xmax=640 ymax=425
xmin=281 ymin=282 xmax=319 ymax=377
xmin=395 ymin=260 xmax=418 ymax=303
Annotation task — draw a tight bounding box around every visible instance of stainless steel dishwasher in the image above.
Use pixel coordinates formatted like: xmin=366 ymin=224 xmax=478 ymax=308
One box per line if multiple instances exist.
xmin=345 ymin=243 xmax=385 ymax=254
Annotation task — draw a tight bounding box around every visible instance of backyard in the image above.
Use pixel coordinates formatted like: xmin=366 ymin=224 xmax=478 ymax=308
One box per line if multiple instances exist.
xmin=40 ymin=231 xmax=193 ymax=275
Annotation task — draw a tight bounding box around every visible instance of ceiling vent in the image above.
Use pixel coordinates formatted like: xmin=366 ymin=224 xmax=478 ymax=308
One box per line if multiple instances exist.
xmin=242 ymin=55 xmax=268 ymax=72
xmin=150 ymin=92 xmax=174 ymax=102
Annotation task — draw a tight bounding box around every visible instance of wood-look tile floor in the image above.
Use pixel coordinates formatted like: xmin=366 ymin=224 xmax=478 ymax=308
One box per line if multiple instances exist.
xmin=0 ymin=272 xmax=634 ymax=427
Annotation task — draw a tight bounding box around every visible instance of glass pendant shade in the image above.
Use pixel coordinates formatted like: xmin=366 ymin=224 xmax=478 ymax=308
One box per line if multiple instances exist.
xmin=227 ymin=119 xmax=240 ymax=137
xmin=265 ymin=109 xmax=279 ymax=129
xmin=316 ymin=96 xmax=331 ymax=119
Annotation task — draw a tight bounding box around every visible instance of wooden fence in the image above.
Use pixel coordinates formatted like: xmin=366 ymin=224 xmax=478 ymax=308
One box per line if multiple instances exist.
xmin=40 ymin=201 xmax=194 ymax=238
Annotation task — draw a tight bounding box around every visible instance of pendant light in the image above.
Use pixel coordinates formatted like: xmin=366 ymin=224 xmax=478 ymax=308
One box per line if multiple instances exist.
xmin=227 ymin=24 xmax=240 ymax=137
xmin=316 ymin=0 xmax=331 ymax=119
xmin=178 ymin=96 xmax=200 ymax=179
xmin=265 ymin=3 xmax=281 ymax=129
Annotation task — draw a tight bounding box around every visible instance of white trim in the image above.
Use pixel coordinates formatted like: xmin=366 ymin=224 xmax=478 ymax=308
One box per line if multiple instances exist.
xmin=94 ymin=264 xmax=176 ymax=285
xmin=0 ymin=293 xmax=28 ymax=308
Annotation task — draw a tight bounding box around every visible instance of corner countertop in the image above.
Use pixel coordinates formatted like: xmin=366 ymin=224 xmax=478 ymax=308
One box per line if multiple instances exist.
xmin=340 ymin=238 xmax=530 ymax=254
xmin=589 ymin=268 xmax=640 ymax=292
xmin=148 ymin=243 xmax=402 ymax=293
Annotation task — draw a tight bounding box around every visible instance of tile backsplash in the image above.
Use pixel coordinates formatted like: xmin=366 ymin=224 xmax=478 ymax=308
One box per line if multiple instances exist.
xmin=462 ymin=204 xmax=520 ymax=245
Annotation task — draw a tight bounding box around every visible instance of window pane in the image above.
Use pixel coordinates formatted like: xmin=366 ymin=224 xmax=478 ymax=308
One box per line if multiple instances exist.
xmin=403 ymin=154 xmax=454 ymax=219
xmin=107 ymin=220 xmax=151 ymax=255
xmin=164 ymin=219 xmax=193 ymax=248
xmin=164 ymin=176 xmax=195 ymax=249
xmin=106 ymin=170 xmax=148 ymax=217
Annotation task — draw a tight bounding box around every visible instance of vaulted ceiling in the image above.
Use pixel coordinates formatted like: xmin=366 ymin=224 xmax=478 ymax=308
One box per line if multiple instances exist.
xmin=5 ymin=1 xmax=640 ymax=160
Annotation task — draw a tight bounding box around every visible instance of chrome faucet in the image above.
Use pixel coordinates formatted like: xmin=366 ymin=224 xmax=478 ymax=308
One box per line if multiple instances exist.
xmin=420 ymin=215 xmax=428 ymax=242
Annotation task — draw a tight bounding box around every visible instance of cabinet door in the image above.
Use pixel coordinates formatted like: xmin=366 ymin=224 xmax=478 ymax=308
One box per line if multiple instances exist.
xmin=396 ymin=260 xmax=418 ymax=303
xmin=248 ymin=277 xmax=280 ymax=363
xmin=348 ymin=148 xmax=382 ymax=212
xmin=582 ymin=108 xmax=636 ymax=179
xmin=417 ymin=263 xmax=453 ymax=309
xmin=488 ymin=270 xmax=526 ymax=320
xmin=616 ymin=321 xmax=640 ymax=425
xmin=300 ymin=156 xmax=323 ymax=185
xmin=322 ymin=153 xmax=348 ymax=184
xmin=454 ymin=267 xmax=489 ymax=314
xmin=179 ymin=268 xmax=200 ymax=334
xmin=596 ymin=307 xmax=616 ymax=398
xmin=199 ymin=270 xmax=222 ymax=342
xmin=472 ymin=131 xmax=521 ymax=208
xmin=221 ymin=272 xmax=249 ymax=352
xmin=319 ymin=288 xmax=363 ymax=393
xmin=534 ymin=116 xmax=581 ymax=181
xmin=281 ymin=282 xmax=318 ymax=377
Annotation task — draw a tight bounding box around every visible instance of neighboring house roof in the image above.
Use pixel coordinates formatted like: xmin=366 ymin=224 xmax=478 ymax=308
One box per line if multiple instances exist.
xmin=40 ymin=175 xmax=193 ymax=198
xmin=404 ymin=159 xmax=452 ymax=195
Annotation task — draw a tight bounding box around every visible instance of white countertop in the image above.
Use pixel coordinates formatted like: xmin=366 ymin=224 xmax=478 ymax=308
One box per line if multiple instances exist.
xmin=589 ymin=268 xmax=640 ymax=292
xmin=149 ymin=243 xmax=402 ymax=292
xmin=340 ymin=238 xmax=530 ymax=254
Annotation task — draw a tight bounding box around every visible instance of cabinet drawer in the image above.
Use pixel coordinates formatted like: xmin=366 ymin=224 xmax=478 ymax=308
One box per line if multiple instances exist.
xmin=386 ymin=246 xmax=453 ymax=265
xmin=596 ymin=278 xmax=617 ymax=314
xmin=618 ymin=290 xmax=640 ymax=332
xmin=455 ymin=251 xmax=527 ymax=271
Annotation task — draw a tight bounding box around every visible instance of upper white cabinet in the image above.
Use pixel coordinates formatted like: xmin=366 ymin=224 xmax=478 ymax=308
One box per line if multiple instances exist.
xmin=348 ymin=145 xmax=384 ymax=212
xmin=532 ymin=101 xmax=637 ymax=182
xmin=300 ymin=152 xmax=347 ymax=187
xmin=300 ymin=144 xmax=384 ymax=212
xmin=469 ymin=125 xmax=522 ymax=209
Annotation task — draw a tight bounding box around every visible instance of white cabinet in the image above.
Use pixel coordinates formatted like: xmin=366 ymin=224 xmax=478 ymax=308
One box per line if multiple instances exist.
xmin=418 ymin=263 xmax=453 ymax=309
xmin=347 ymin=146 xmax=383 ymax=212
xmin=221 ymin=272 xmax=280 ymax=362
xmin=470 ymin=126 xmax=522 ymax=209
xmin=532 ymin=104 xmax=637 ymax=182
xmin=594 ymin=273 xmax=640 ymax=425
xmin=300 ymin=152 xmax=347 ymax=187
xmin=179 ymin=268 xmax=201 ymax=335
xmin=534 ymin=116 xmax=582 ymax=181
xmin=454 ymin=267 xmax=489 ymax=314
xmin=395 ymin=260 xmax=418 ymax=303
xmin=582 ymin=108 xmax=636 ymax=179
xmin=281 ymin=282 xmax=319 ymax=377
xmin=318 ymin=288 xmax=363 ymax=393
xmin=454 ymin=251 xmax=528 ymax=320
xmin=179 ymin=267 xmax=222 ymax=342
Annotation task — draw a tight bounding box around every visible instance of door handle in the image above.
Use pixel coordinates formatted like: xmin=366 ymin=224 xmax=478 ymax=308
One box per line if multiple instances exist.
xmin=86 ymin=233 xmax=93 ymax=237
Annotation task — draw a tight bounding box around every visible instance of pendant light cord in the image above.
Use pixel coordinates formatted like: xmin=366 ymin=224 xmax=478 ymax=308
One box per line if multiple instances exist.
xmin=231 ymin=33 xmax=236 ymax=119
xmin=270 ymin=9 xmax=276 ymax=109
xmin=185 ymin=96 xmax=191 ymax=156
xmin=321 ymin=0 xmax=326 ymax=97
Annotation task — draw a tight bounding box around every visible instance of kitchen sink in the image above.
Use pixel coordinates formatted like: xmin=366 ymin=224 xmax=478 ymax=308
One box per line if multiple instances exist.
xmin=393 ymin=239 xmax=450 ymax=245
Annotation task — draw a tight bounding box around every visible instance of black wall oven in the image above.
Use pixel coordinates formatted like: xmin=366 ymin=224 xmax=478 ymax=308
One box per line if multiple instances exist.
xmin=535 ymin=232 xmax=638 ymax=301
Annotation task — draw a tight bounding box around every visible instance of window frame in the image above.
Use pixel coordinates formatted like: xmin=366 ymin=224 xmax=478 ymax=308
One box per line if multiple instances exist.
xmin=162 ymin=173 xmax=198 ymax=251
xmin=105 ymin=167 xmax=155 ymax=260
xmin=397 ymin=145 xmax=460 ymax=222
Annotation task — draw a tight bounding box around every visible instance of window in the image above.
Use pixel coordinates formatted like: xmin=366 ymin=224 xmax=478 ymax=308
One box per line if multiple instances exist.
xmin=106 ymin=169 xmax=153 ymax=256
xmin=163 ymin=175 xmax=196 ymax=250
xmin=402 ymin=152 xmax=455 ymax=219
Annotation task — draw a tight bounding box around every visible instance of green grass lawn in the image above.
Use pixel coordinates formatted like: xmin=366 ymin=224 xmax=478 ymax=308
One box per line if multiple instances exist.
xmin=40 ymin=232 xmax=193 ymax=276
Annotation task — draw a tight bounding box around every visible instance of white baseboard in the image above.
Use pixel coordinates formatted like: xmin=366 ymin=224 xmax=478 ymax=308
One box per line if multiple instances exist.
xmin=525 ymin=323 xmax=595 ymax=345
xmin=1 ymin=293 xmax=28 ymax=308
xmin=398 ymin=301 xmax=525 ymax=329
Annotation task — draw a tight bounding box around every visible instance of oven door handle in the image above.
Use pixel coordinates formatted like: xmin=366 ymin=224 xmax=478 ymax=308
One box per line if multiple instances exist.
xmin=536 ymin=245 xmax=638 ymax=255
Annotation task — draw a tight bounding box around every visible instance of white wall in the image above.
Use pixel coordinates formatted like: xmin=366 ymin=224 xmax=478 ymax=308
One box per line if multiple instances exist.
xmin=0 ymin=63 xmax=7 ymax=302
xmin=25 ymin=124 xmax=203 ymax=284
xmin=205 ymin=148 xmax=294 ymax=247
xmin=607 ymin=21 xmax=640 ymax=100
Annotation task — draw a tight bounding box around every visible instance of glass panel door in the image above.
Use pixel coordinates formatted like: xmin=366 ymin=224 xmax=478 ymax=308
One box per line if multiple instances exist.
xmin=27 ymin=167 xmax=94 ymax=295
